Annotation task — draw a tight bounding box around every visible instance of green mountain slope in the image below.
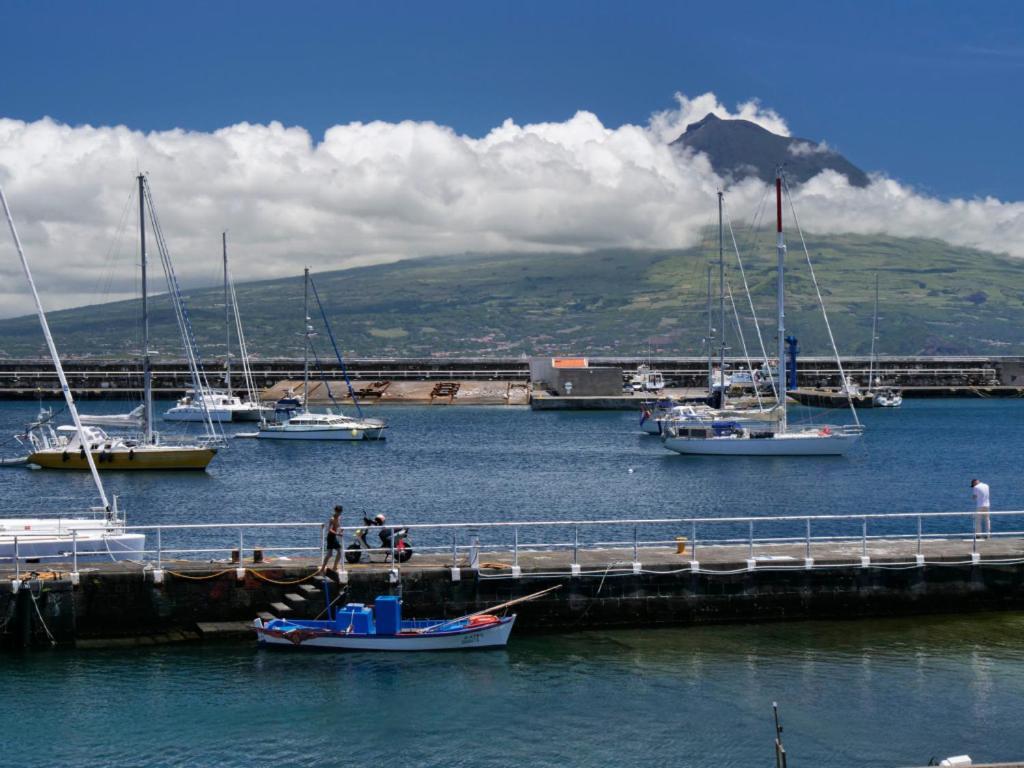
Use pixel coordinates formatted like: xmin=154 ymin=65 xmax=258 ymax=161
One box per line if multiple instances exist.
xmin=0 ymin=233 xmax=1022 ymax=359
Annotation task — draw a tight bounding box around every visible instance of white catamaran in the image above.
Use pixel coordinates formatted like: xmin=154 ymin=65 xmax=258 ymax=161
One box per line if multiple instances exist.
xmin=662 ymin=175 xmax=863 ymax=456
xmin=0 ymin=184 xmax=144 ymax=562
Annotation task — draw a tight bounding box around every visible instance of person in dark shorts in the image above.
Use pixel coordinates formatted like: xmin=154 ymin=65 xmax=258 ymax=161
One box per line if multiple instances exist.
xmin=316 ymin=505 xmax=343 ymax=576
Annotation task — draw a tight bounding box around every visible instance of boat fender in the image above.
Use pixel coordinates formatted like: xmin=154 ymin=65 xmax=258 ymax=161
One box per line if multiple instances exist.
xmin=79 ymin=448 xmax=86 ymax=459
xmin=129 ymin=449 xmax=135 ymax=460
xmin=61 ymin=451 xmax=69 ymax=462
xmin=468 ymin=614 xmax=500 ymax=627
xmin=819 ymin=426 xmax=832 ymax=436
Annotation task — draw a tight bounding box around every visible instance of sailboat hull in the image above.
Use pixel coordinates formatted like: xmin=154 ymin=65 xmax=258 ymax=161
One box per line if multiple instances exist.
xmin=663 ymin=433 xmax=858 ymax=456
xmin=27 ymin=446 xmax=217 ymax=470
xmin=257 ymin=427 xmax=371 ymax=441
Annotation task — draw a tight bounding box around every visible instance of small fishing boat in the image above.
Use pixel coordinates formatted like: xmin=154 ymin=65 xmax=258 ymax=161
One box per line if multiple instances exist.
xmin=255 ymin=596 xmax=516 ymax=651
xmin=254 ymin=585 xmax=557 ymax=652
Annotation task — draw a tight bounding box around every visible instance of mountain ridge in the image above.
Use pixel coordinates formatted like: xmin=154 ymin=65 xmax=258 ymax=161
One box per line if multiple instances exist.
xmin=0 ymin=233 xmax=1021 ymax=359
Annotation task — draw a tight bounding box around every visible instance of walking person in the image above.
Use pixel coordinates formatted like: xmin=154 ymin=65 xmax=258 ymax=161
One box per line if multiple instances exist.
xmin=970 ymin=479 xmax=991 ymax=539
xmin=316 ymin=505 xmax=344 ymax=576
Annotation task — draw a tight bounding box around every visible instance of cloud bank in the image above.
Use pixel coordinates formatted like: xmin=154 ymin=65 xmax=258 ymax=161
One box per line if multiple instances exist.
xmin=0 ymin=91 xmax=1022 ymax=318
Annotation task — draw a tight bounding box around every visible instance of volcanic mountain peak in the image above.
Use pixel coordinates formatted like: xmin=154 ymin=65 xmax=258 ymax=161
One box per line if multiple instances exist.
xmin=671 ymin=113 xmax=869 ymax=187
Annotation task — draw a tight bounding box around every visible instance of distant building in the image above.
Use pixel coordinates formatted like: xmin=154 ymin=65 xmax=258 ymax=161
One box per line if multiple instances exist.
xmin=529 ymin=357 xmax=623 ymax=396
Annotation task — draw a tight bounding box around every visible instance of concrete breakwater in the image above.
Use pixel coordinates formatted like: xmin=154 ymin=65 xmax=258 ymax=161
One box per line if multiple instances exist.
xmin=4 ymin=535 xmax=1024 ymax=649
xmin=0 ymin=355 xmax=1020 ymax=401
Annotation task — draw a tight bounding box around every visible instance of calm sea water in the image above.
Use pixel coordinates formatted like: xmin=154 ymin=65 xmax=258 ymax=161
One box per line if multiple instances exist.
xmin=2 ymin=398 xmax=1023 ymax=766
xmin=3 ymin=613 xmax=1024 ymax=767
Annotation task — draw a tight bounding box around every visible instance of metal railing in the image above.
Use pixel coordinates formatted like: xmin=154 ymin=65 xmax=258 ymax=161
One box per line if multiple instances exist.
xmin=2 ymin=510 xmax=1023 ymax=574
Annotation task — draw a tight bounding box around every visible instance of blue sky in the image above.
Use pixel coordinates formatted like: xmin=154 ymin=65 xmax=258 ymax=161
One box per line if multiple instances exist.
xmin=2 ymin=1 xmax=1023 ymax=200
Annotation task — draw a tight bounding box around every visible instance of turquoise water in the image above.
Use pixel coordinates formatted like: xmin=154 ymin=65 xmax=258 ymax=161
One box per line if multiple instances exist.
xmin=4 ymin=613 xmax=1024 ymax=766
xmin=2 ymin=398 xmax=1024 ymax=765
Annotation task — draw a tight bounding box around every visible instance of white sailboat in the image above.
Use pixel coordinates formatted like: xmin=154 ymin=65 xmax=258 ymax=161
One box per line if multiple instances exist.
xmin=662 ymin=175 xmax=863 ymax=457
xmin=0 ymin=184 xmax=144 ymax=561
xmin=256 ymin=268 xmax=385 ymax=441
xmin=165 ymin=233 xmax=270 ymax=422
xmin=867 ymin=273 xmax=903 ymax=408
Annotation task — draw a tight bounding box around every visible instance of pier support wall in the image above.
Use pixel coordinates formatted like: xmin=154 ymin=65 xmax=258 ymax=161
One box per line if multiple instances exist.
xmin=2 ymin=559 xmax=1023 ymax=649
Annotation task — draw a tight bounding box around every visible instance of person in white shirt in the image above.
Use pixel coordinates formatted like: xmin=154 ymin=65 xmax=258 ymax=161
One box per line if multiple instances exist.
xmin=971 ymin=479 xmax=991 ymax=538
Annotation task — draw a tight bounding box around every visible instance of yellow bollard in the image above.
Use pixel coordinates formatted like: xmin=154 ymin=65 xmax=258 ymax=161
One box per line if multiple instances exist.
xmin=675 ymin=536 xmax=687 ymax=555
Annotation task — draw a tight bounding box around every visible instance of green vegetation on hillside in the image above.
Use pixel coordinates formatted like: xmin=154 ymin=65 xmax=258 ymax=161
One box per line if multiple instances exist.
xmin=0 ymin=233 xmax=1022 ymax=359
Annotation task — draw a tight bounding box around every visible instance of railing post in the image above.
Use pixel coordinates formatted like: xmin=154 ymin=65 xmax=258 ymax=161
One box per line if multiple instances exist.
xmin=691 ymin=521 xmax=697 ymax=562
xmin=862 ymin=519 xmax=867 ymax=558
xmin=805 ymin=518 xmax=811 ymax=559
xmin=513 ymin=527 xmax=519 ymax=568
xmin=633 ymin=526 xmax=639 ymax=563
xmin=748 ymin=521 xmax=754 ymax=559
xmin=14 ymin=536 xmax=19 ymax=581
xmin=572 ymin=526 xmax=578 ymax=566
xmin=320 ymin=523 xmax=326 ymax=566
xmin=973 ymin=518 xmax=978 ymax=555
xmin=239 ymin=529 xmax=245 ymax=564
xmin=72 ymin=530 xmax=78 ymax=574
xmin=917 ymin=515 xmax=922 ymax=556
xmin=451 ymin=531 xmax=457 ymax=568
xmin=157 ymin=527 xmax=162 ymax=569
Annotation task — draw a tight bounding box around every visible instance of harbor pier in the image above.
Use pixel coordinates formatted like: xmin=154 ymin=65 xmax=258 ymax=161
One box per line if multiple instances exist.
xmin=0 ymin=355 xmax=1020 ymax=403
xmin=3 ymin=511 xmax=1024 ymax=649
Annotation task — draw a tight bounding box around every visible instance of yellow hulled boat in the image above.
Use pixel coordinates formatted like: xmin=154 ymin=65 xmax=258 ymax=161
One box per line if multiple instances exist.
xmin=26 ymin=424 xmax=216 ymax=471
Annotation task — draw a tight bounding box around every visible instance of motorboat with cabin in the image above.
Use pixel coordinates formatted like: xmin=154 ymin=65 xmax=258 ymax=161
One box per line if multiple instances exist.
xmin=629 ymin=365 xmax=666 ymax=392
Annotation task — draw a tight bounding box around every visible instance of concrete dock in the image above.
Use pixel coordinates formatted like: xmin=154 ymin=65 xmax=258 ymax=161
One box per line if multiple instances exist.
xmin=3 ymin=534 xmax=1023 ymax=648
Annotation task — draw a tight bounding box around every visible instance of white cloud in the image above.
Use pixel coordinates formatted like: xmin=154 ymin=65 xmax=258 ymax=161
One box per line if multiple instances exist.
xmin=648 ymin=91 xmax=791 ymax=143
xmin=0 ymin=92 xmax=1021 ymax=318
xmin=787 ymin=139 xmax=832 ymax=157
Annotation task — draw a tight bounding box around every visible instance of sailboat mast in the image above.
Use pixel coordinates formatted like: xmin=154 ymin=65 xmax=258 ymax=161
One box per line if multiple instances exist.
xmin=223 ymin=232 xmax=231 ymax=397
xmin=706 ymin=264 xmax=713 ymax=393
xmin=775 ymin=174 xmax=787 ymax=432
xmin=303 ymin=266 xmax=310 ymax=406
xmin=868 ymin=272 xmax=879 ymax=389
xmin=139 ymin=174 xmax=153 ymax=444
xmin=1 ymin=185 xmax=111 ymax=511
xmin=718 ymin=191 xmax=726 ymax=405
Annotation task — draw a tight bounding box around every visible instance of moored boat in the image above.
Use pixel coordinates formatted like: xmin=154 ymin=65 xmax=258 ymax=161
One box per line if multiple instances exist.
xmin=22 ymin=175 xmax=223 ymax=470
xmin=255 ymin=595 xmax=516 ymax=651
xmin=661 ymin=176 xmax=863 ymax=457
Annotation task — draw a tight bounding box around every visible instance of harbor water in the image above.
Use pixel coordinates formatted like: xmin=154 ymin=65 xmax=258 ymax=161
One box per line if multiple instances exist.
xmin=2 ymin=398 xmax=1024 ymax=765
